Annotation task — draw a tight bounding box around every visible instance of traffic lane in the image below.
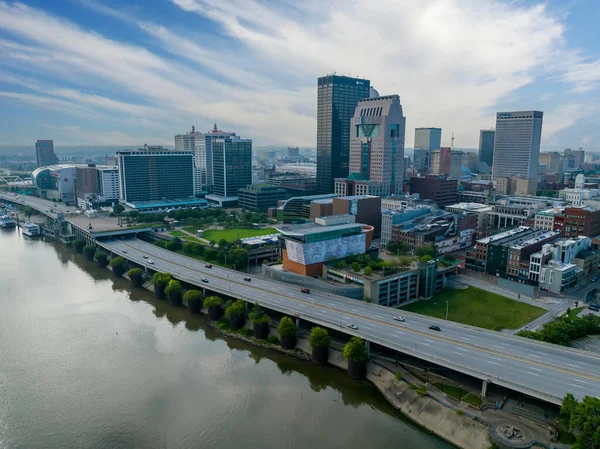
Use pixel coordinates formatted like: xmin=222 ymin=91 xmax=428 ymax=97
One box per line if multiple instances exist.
xmin=107 ymin=241 xmax=600 ymax=398
xmin=112 ymin=240 xmax=600 ymax=379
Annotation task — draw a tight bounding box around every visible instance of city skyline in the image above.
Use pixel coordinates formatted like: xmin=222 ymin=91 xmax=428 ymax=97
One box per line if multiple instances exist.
xmin=1 ymin=1 xmax=600 ymax=150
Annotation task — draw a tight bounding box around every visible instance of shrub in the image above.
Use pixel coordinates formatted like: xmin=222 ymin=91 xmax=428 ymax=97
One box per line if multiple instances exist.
xmin=164 ymin=279 xmax=182 ymax=297
xmin=113 ymin=203 xmax=125 ymax=213
xmin=351 ymin=261 xmax=361 ymax=272
xmin=249 ymin=303 xmax=269 ymax=324
xmin=182 ymin=242 xmax=195 ymax=254
xmin=419 ymin=255 xmax=433 ymax=263
xmin=155 ymin=239 xmax=166 ymax=249
xmin=225 ymin=299 xmax=246 ymax=319
xmin=456 ymin=409 xmax=464 ymax=415
xmin=94 ymin=251 xmax=109 ymax=267
xmin=343 ymin=336 xmax=367 ymax=362
xmin=395 ymin=370 xmax=403 ymax=381
xmin=184 ymin=290 xmax=203 ymax=305
xmin=417 ymin=386 xmax=427 ymax=396
xmin=239 ymin=328 xmax=253 ymax=338
xmin=266 ymin=335 xmax=280 ymax=345
xmin=277 ymin=316 xmax=297 ymax=337
xmin=109 ymin=256 xmax=127 ymax=276
xmin=204 ymin=295 xmax=223 ymax=308
xmin=150 ymin=272 xmax=171 ymax=286
xmin=73 ymin=239 xmax=85 ymax=253
xmin=309 ymin=327 xmax=330 ymax=349
xmin=364 ymin=266 xmax=373 ymax=276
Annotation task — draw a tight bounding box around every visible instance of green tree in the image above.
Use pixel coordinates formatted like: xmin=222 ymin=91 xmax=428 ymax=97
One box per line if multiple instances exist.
xmin=560 ymin=394 xmax=600 ymax=449
xmin=82 ymin=245 xmax=96 ymax=261
xmin=351 ymin=261 xmax=361 ymax=272
xmin=343 ymin=336 xmax=368 ymax=362
xmin=127 ymin=268 xmax=144 ymax=287
xmin=204 ymin=248 xmax=218 ymax=260
xmin=73 ymin=239 xmax=86 ymax=253
xmin=249 ymin=303 xmax=269 ymax=324
xmin=277 ymin=316 xmax=296 ymax=337
xmin=94 ymin=251 xmax=109 ymax=268
xmin=225 ymin=299 xmax=246 ymax=319
xmin=398 ymin=257 xmax=411 ymax=268
xmin=182 ymin=242 xmax=196 ymax=254
xmin=309 ymin=327 xmax=330 ymax=349
xmin=109 ymin=256 xmax=127 ymax=276
xmin=416 ymin=244 xmax=436 ymax=258
xmin=113 ymin=203 xmax=125 ymax=213
xmin=364 ymin=266 xmax=373 ymax=276
xmin=151 ymin=272 xmax=171 ymax=286
xmin=203 ymin=295 xmax=223 ymax=308
xmin=560 ymin=393 xmax=578 ymax=431
xmin=218 ymin=238 xmax=228 ymax=248
xmin=166 ymin=237 xmax=182 ymax=252
xmin=155 ymin=239 xmax=166 ymax=249
xmin=419 ymin=255 xmax=433 ymax=263
xmin=193 ymin=243 xmax=204 ymax=256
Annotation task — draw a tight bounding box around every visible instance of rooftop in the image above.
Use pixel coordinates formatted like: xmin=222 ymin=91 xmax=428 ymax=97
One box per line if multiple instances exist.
xmin=509 ymin=230 xmax=560 ymax=250
xmin=275 ymin=217 xmax=364 ymax=237
xmin=477 ymin=226 xmax=531 ymax=244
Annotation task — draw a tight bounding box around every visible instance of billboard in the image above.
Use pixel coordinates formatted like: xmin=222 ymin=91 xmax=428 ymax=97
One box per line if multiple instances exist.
xmin=285 ymin=233 xmax=366 ymax=265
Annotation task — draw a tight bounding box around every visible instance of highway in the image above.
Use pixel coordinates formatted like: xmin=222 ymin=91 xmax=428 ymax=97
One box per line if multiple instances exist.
xmin=100 ymin=237 xmax=600 ymax=405
xmin=0 ymin=192 xmax=77 ymax=219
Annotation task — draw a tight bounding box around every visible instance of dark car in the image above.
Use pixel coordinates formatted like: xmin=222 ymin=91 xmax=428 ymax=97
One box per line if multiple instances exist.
xmin=301 ymin=288 xmax=310 ymax=294
xmin=243 ymin=277 xmax=251 ymax=282
xmin=429 ymin=325 xmax=441 ymax=332
xmin=205 ymin=264 xmax=212 ymax=268
xmin=589 ymin=305 xmax=600 ymax=311
xmin=201 ymin=278 xmax=209 ymax=283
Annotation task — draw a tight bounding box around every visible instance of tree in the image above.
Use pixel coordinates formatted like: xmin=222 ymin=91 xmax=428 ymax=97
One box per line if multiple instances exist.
xmin=128 ymin=210 xmax=141 ymax=219
xmin=225 ymin=299 xmax=246 ymax=319
xmin=398 ymin=257 xmax=411 ymax=268
xmin=228 ymin=246 xmax=249 ymax=269
xmin=419 ymin=255 xmax=433 ymax=263
xmin=113 ymin=203 xmax=125 ymax=213
xmin=182 ymin=242 xmax=196 ymax=254
xmin=165 ymin=280 xmax=183 ymax=306
xmin=204 ymin=295 xmax=223 ymax=308
xmin=351 ymin=261 xmax=361 ymax=272
xmin=560 ymin=393 xmax=578 ymax=431
xmin=193 ymin=243 xmax=204 ymax=256
xmin=109 ymin=256 xmax=127 ymax=276
xmin=416 ymin=244 xmax=436 ymax=258
xmin=249 ymin=303 xmax=269 ymax=324
xmin=278 ymin=316 xmax=296 ymax=337
xmin=343 ymin=336 xmax=368 ymax=362
xmin=166 ymin=237 xmax=182 ymax=252
xmin=73 ymin=239 xmax=85 ymax=254
xmin=83 ymin=245 xmax=96 ymax=261
xmin=155 ymin=239 xmax=166 ymax=249
xmin=184 ymin=290 xmax=203 ymax=313
xmin=218 ymin=238 xmax=228 ymax=248
xmin=204 ymin=248 xmax=218 ymax=260
xmin=94 ymin=251 xmax=109 ymax=268
xmin=560 ymin=393 xmax=600 ymax=449
xmin=127 ymin=268 xmax=144 ymax=287
xmin=309 ymin=327 xmax=330 ymax=349
xmin=364 ymin=266 xmax=373 ymax=276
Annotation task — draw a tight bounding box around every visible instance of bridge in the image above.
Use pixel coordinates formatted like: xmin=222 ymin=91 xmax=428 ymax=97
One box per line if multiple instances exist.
xmin=0 ymin=191 xmax=71 ymax=220
xmin=98 ymin=237 xmax=600 ymax=406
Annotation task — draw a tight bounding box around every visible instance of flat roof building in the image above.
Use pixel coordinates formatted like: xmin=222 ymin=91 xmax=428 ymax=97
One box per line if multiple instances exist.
xmin=238 ymin=184 xmax=287 ymax=211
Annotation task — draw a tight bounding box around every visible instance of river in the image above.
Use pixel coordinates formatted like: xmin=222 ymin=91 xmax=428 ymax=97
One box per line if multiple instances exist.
xmin=0 ymin=229 xmax=451 ymax=449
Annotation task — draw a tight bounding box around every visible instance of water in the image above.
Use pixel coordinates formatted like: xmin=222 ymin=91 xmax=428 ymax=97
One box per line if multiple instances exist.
xmin=0 ymin=230 xmax=451 ymax=449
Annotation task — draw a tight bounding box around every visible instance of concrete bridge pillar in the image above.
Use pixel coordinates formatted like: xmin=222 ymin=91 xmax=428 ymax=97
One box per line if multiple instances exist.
xmin=481 ymin=379 xmax=489 ymax=398
xmin=365 ymin=340 xmax=370 ymax=359
xmin=295 ymin=317 xmax=300 ymax=327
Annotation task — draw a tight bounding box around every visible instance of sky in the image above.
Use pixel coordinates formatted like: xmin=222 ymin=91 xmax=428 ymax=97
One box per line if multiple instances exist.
xmin=1 ymin=0 xmax=600 ymax=151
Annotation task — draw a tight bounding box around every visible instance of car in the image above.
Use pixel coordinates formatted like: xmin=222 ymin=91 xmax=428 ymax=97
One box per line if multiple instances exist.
xmin=301 ymin=288 xmax=310 ymax=294
xmin=393 ymin=316 xmax=405 ymax=322
xmin=243 ymin=277 xmax=251 ymax=282
xmin=345 ymin=324 xmax=358 ymax=330
xmin=147 ymin=259 xmax=154 ymax=264
xmin=429 ymin=325 xmax=441 ymax=331
xmin=201 ymin=278 xmax=209 ymax=283
xmin=592 ymin=277 xmax=598 ymax=282
xmin=122 ymin=250 xmax=127 ymax=253
xmin=205 ymin=264 xmax=212 ymax=268
xmin=142 ymin=255 xmax=148 ymax=259
xmin=589 ymin=305 xmax=600 ymax=311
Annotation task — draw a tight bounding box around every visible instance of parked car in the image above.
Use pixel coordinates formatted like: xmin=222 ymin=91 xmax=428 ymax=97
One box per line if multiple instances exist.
xmin=393 ymin=316 xmax=405 ymax=322
xmin=345 ymin=324 xmax=358 ymax=330
xmin=243 ymin=277 xmax=251 ymax=282
xmin=205 ymin=264 xmax=212 ymax=268
xmin=429 ymin=325 xmax=441 ymax=331
xmin=301 ymin=288 xmax=310 ymax=294
xmin=201 ymin=278 xmax=209 ymax=283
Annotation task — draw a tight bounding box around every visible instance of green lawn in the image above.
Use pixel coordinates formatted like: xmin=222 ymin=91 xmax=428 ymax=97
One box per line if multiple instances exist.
xmin=169 ymin=230 xmax=204 ymax=243
xmin=399 ymin=286 xmax=546 ymax=330
xmin=202 ymin=227 xmax=278 ymax=243
xmin=432 ymin=383 xmax=482 ymax=407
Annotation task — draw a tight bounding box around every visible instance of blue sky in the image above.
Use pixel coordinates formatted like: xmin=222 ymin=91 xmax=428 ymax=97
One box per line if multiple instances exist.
xmin=1 ymin=0 xmax=600 ymax=150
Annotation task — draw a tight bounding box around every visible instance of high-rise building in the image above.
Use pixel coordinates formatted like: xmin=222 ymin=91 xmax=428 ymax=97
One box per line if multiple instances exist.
xmin=414 ymin=128 xmax=441 ymax=151
xmin=539 ymin=152 xmax=562 ymax=173
xmin=117 ymin=148 xmax=194 ymax=205
xmin=564 ymin=148 xmax=585 ymax=169
xmin=410 ymin=175 xmax=458 ymax=207
xmin=316 ymin=74 xmax=371 ymax=194
xmin=449 ymin=151 xmax=463 ymax=179
xmin=478 ymin=129 xmax=495 ymax=167
xmin=492 ymin=111 xmax=543 ymax=180
xmin=75 ymin=165 xmax=120 ymax=209
xmin=462 ymin=152 xmax=479 ymax=171
xmin=175 ymin=124 xmax=236 ymax=194
xmin=35 ymin=140 xmax=59 ymax=168
xmin=334 ymin=95 xmax=405 ymax=197
xmin=212 ymin=136 xmax=252 ymax=198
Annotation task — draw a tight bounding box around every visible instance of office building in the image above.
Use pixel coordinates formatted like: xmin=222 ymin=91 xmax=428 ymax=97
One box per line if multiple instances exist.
xmin=449 ymin=150 xmax=463 ymax=179
xmin=287 ymin=147 xmax=300 ymax=158
xmin=410 ymin=175 xmax=458 ymax=208
xmin=206 ymin=136 xmax=252 ymax=206
xmin=35 ymin=140 xmax=59 ymax=168
xmin=75 ymin=165 xmax=120 ymax=209
xmin=478 ymin=130 xmax=495 ymax=167
xmin=553 ymin=206 xmax=600 ymax=238
xmin=276 ymin=214 xmax=374 ymax=277
xmin=492 ymin=111 xmax=543 ymax=180
xmin=317 ymin=75 xmax=371 ymax=194
xmin=335 ymin=94 xmax=406 ymax=197
xmin=238 ymin=184 xmax=287 ymax=211
xmin=273 ymin=193 xmax=337 ymax=223
xmin=539 ymin=261 xmax=581 ymax=294
xmin=332 ymin=195 xmax=382 ymax=238
xmin=381 ymin=208 xmax=433 ymax=246
xmin=539 ymin=152 xmax=562 ymax=174
xmin=462 ymin=152 xmax=479 ymax=171
xmin=564 ymin=148 xmax=585 ymax=170
xmin=175 ymin=125 xmax=203 ymax=193
xmin=117 ymin=147 xmax=196 ymax=209
xmin=414 ymin=128 xmax=441 ymax=151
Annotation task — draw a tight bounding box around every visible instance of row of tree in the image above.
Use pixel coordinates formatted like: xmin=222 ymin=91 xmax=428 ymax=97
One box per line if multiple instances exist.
xmin=517 ymin=313 xmax=600 ymax=346
xmin=560 ymin=393 xmax=600 ymax=449
xmin=157 ymin=237 xmax=249 ymax=270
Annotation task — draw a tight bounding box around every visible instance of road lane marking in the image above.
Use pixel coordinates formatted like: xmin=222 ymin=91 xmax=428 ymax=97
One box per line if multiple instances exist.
xmin=491 ymin=357 xmax=501 ymax=361
xmin=487 ymin=361 xmax=498 ymax=365
xmin=527 ymin=372 xmax=540 ymax=377
xmin=424 ymin=339 xmax=434 ymax=343
xmin=453 ymin=351 xmax=463 ymax=356
xmin=571 ymin=383 xmax=584 ymax=389
xmin=530 ymin=368 xmax=542 ymax=372
xmin=493 ymin=345 xmax=504 ymax=349
xmin=421 ymin=343 xmax=431 ymax=347
xmin=456 ymin=348 xmax=468 ymax=352
xmin=112 ymin=240 xmax=600 ymax=385
xmin=394 ymin=331 xmax=405 ymax=335
xmin=459 ymin=337 xmax=470 ymax=341
xmin=573 ymin=379 xmax=587 ymax=384
xmin=529 ymin=354 xmax=541 ymax=359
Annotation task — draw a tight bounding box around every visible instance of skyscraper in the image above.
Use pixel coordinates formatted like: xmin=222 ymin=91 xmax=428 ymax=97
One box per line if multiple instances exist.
xmin=492 ymin=111 xmax=543 ymax=180
xmin=335 ymin=94 xmax=406 ymax=197
xmin=35 ymin=140 xmax=59 ymax=168
xmin=478 ymin=129 xmax=495 ymax=167
xmin=317 ymin=74 xmax=371 ymax=194
xmin=413 ymin=128 xmax=441 ymax=171
xmin=212 ymin=136 xmax=252 ymax=198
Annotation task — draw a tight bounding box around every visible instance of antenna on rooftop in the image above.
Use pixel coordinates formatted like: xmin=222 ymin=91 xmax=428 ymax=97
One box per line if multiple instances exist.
xmin=451 ymin=133 xmax=455 ymax=151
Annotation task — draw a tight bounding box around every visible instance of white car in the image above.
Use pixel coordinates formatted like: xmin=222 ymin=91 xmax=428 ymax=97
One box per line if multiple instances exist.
xmin=147 ymin=259 xmax=154 ymax=264
xmin=393 ymin=316 xmax=405 ymax=322
xmin=122 ymin=249 xmax=127 ymax=253
xmin=345 ymin=323 xmax=358 ymax=330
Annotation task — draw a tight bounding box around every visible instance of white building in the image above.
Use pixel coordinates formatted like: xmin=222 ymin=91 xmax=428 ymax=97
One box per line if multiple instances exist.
xmin=97 ymin=166 xmax=120 ymax=203
xmin=534 ymin=207 xmax=564 ymax=230
xmin=539 ymin=260 xmax=581 ymax=294
xmin=492 ymin=111 xmax=543 ymax=180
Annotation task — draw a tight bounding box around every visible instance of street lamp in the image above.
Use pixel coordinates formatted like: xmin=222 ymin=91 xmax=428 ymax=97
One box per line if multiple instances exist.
xmin=445 ymin=301 xmax=449 ymax=321
xmin=225 ymin=274 xmax=231 ymax=295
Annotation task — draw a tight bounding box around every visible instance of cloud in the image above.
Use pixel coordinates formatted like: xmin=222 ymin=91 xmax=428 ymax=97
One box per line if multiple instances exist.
xmin=0 ymin=0 xmax=599 ymax=148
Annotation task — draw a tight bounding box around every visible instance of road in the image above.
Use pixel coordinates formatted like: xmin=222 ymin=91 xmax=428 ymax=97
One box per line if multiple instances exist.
xmin=0 ymin=192 xmax=77 ymax=219
xmin=100 ymin=237 xmax=600 ymax=405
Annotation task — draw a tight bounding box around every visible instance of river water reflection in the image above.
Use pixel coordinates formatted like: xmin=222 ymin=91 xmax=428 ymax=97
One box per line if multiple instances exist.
xmin=0 ymin=229 xmax=451 ymax=449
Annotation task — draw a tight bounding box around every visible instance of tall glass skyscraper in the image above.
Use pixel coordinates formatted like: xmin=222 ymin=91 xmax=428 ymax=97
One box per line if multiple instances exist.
xmin=316 ymin=75 xmax=370 ymax=194
xmin=491 ymin=111 xmax=543 ymax=180
xmin=212 ymin=136 xmax=252 ymax=198
xmin=413 ymin=128 xmax=441 ymax=171
xmin=478 ymin=129 xmax=495 ymax=167
xmin=35 ymin=140 xmax=59 ymax=168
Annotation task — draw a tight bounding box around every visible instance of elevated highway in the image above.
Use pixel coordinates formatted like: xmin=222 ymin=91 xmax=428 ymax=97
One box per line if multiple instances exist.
xmin=0 ymin=191 xmax=74 ymax=220
xmin=99 ymin=237 xmax=600 ymax=405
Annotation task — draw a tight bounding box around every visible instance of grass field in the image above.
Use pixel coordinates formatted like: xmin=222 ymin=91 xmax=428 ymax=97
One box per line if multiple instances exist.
xmin=202 ymin=227 xmax=278 ymax=243
xmin=432 ymin=383 xmax=482 ymax=407
xmin=399 ymin=286 xmax=546 ymax=330
xmin=169 ymin=230 xmax=204 ymax=243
